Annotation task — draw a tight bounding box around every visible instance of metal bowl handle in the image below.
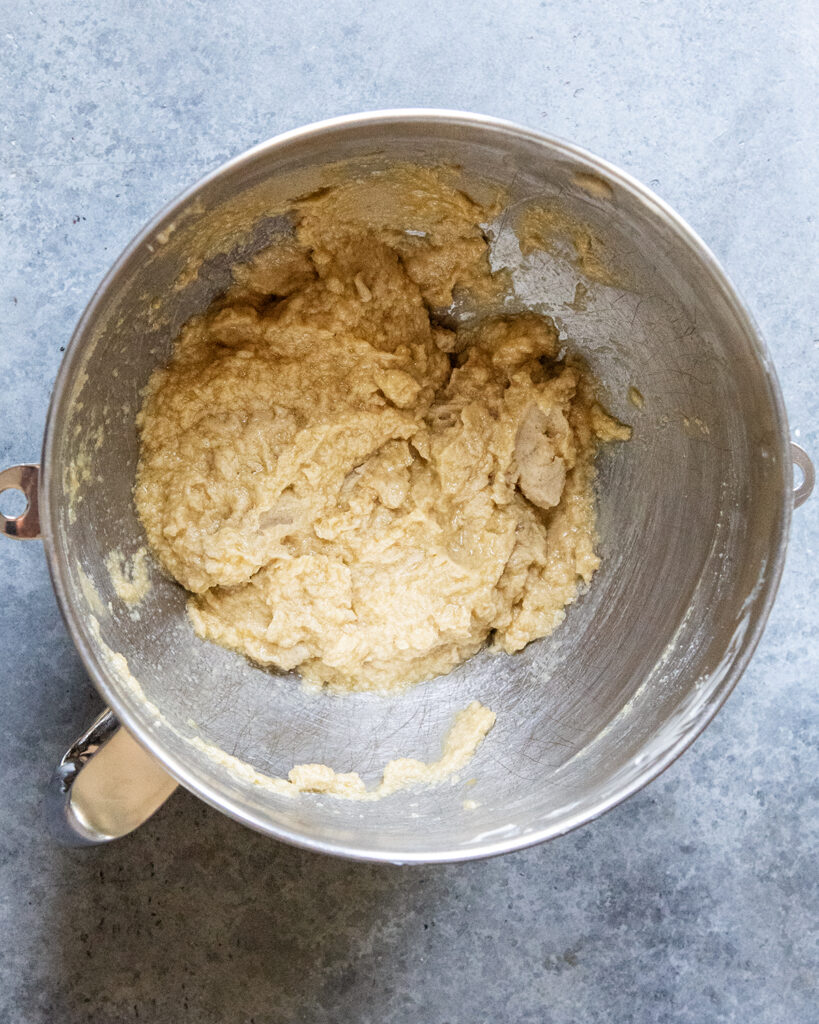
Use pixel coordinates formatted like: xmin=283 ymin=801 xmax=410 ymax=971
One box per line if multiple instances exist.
xmin=0 ymin=463 xmax=41 ymax=539
xmin=48 ymin=708 xmax=178 ymax=845
xmin=791 ymin=443 xmax=814 ymax=509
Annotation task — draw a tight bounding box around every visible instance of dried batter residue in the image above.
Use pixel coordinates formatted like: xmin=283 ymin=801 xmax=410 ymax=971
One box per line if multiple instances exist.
xmin=188 ymin=700 xmax=495 ymax=801
xmin=105 ymin=546 xmax=152 ymax=606
xmin=64 ymin=423 xmax=104 ymax=525
xmin=517 ymin=203 xmax=620 ymax=287
xmin=572 ymin=172 xmax=615 ymax=201
xmin=77 ymin=564 xmax=107 ymax=618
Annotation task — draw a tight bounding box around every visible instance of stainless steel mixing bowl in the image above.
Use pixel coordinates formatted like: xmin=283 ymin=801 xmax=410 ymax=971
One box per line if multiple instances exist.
xmin=1 ymin=110 xmax=813 ymax=862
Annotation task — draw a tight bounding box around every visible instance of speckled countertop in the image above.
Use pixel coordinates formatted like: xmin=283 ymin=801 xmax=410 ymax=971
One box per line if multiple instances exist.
xmin=0 ymin=3 xmax=816 ymax=1022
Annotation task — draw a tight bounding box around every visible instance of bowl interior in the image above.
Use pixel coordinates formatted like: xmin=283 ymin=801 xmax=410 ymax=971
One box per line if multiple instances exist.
xmin=44 ymin=114 xmax=788 ymax=860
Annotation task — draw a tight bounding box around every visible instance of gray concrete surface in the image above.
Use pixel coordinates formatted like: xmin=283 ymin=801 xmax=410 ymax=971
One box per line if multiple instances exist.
xmin=0 ymin=1 xmax=816 ymax=1021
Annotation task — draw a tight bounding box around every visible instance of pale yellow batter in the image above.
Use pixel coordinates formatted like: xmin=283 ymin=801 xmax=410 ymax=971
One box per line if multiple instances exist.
xmin=135 ymin=166 xmax=629 ymax=693
xmin=189 ymin=700 xmax=496 ymax=801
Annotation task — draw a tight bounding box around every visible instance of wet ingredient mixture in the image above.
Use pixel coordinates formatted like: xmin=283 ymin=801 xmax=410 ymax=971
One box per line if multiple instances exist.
xmin=135 ymin=166 xmax=629 ymax=693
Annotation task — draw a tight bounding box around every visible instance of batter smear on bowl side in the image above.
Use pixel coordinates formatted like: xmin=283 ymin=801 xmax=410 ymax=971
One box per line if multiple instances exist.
xmin=135 ymin=165 xmax=630 ymax=693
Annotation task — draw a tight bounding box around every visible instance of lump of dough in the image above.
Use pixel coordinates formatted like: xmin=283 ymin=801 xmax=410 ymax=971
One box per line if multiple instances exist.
xmin=207 ymin=305 xmax=262 ymax=347
xmin=515 ymin=404 xmax=567 ymax=509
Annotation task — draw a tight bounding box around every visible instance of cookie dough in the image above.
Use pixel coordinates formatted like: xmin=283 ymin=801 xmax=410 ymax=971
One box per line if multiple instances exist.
xmin=135 ymin=166 xmax=629 ymax=693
